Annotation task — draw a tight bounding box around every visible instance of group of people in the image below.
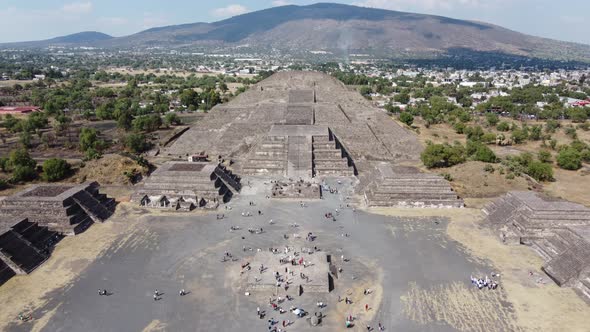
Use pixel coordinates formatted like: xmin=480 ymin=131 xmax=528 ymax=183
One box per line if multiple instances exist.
xmin=470 ymin=275 xmax=499 ymax=290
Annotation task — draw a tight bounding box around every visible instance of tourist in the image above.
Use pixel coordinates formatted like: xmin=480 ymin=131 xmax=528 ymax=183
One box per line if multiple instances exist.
xmin=365 ymin=304 xmax=369 ymax=311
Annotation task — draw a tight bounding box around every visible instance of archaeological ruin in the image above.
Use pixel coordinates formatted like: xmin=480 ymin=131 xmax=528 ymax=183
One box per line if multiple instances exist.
xmin=483 ymin=191 xmax=590 ymax=302
xmin=244 ymin=250 xmax=331 ymax=294
xmin=131 ymin=161 xmax=241 ymax=211
xmin=0 ymin=182 xmax=116 ymax=235
xmin=0 ymin=218 xmax=63 ymax=286
xmin=164 ymin=71 xmax=460 ymax=208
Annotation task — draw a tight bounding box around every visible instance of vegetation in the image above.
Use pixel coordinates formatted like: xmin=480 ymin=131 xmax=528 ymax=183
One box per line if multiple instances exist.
xmin=42 ymin=158 xmax=71 ymax=182
xmin=557 ymin=147 xmax=582 ymax=170
xmin=421 ymin=143 xmax=466 ymax=168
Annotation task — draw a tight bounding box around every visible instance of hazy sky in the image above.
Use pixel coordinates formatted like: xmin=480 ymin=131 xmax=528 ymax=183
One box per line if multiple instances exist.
xmin=0 ymin=0 xmax=588 ymax=45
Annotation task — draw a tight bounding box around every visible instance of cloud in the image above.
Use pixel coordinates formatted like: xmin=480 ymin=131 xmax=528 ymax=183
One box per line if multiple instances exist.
xmin=272 ymin=0 xmax=292 ymax=6
xmin=98 ymin=17 xmax=129 ymax=26
xmin=61 ymin=2 xmax=93 ymax=15
xmin=211 ymin=4 xmax=249 ymax=18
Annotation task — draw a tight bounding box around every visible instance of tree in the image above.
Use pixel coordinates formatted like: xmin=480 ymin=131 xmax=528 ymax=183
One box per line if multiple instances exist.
xmin=8 ymin=149 xmax=36 ymax=170
xmin=394 ymin=93 xmax=410 ymax=104
xmin=474 ymin=145 xmax=497 ymax=163
xmin=5 ymin=147 xmax=37 ymax=183
xmin=527 ymin=161 xmax=554 ymax=181
xmin=399 ymin=112 xmax=414 ymax=126
xmin=42 ymin=158 xmax=71 ymax=182
xmin=511 ymin=128 xmax=528 ymax=144
xmin=164 ymin=113 xmax=182 ymax=126
xmin=485 ymin=113 xmax=499 ymax=127
xmin=421 ymin=143 xmax=466 ymax=168
xmin=79 ymin=128 xmax=105 ymax=153
xmin=124 ymin=133 xmax=152 ymax=153
xmin=11 ymin=165 xmax=37 ymax=182
xmin=557 ymin=148 xmax=582 ymax=170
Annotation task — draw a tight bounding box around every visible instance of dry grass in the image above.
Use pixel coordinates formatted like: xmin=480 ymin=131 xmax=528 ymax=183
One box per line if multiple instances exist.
xmin=370 ymin=207 xmax=590 ymax=332
xmin=410 ymin=118 xmax=590 ymax=206
xmin=443 ymin=161 xmax=531 ymax=200
xmin=71 ymin=153 xmax=148 ymax=185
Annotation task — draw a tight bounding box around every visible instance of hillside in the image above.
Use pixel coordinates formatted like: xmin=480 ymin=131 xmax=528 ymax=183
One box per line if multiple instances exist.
xmin=3 ymin=3 xmax=590 ymax=61
xmin=3 ymin=31 xmax=113 ymax=48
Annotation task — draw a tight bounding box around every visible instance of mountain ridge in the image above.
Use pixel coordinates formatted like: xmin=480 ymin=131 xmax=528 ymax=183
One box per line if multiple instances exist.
xmin=2 ymin=3 xmax=589 ymax=61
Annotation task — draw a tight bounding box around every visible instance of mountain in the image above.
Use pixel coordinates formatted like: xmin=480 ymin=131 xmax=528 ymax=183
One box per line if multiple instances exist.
xmin=3 ymin=31 xmax=113 ymax=48
xmin=4 ymin=3 xmax=590 ymax=61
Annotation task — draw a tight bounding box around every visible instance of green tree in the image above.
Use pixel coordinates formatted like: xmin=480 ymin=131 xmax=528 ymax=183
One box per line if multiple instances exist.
xmin=11 ymin=165 xmax=37 ymax=182
xmin=42 ymin=158 xmax=71 ymax=182
xmin=421 ymin=143 xmax=466 ymax=168
xmin=399 ymin=112 xmax=414 ymax=126
xmin=79 ymin=128 xmax=105 ymax=153
xmin=394 ymin=93 xmax=410 ymax=104
xmin=485 ymin=113 xmax=499 ymax=127
xmin=511 ymin=128 xmax=528 ymax=144
xmin=557 ymin=148 xmax=582 ymax=170
xmin=164 ymin=113 xmax=182 ymax=126
xmin=527 ymin=161 xmax=554 ymax=181
xmin=124 ymin=133 xmax=152 ymax=153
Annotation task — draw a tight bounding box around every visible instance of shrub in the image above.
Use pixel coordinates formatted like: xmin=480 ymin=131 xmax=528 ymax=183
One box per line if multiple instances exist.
xmin=506 ymin=173 xmax=515 ymax=180
xmin=527 ymin=161 xmax=554 ymax=181
xmin=485 ymin=113 xmax=499 ymax=127
xmin=453 ymin=122 xmax=466 ymax=134
xmin=474 ymin=145 xmax=498 ymax=163
xmin=79 ymin=128 xmax=105 ymax=153
xmin=399 ymin=112 xmax=414 ymax=126
xmin=0 ymin=157 xmax=8 ymax=172
xmin=496 ymin=121 xmax=510 ymax=132
xmin=511 ymin=128 xmax=528 ymax=144
xmin=538 ymin=150 xmax=552 ymax=163
xmin=11 ymin=165 xmax=36 ymax=183
xmin=565 ymin=127 xmax=577 ymax=139
xmin=421 ymin=143 xmax=466 ymax=168
xmin=483 ymin=164 xmax=495 ymax=173
xmin=481 ymin=133 xmax=497 ymax=144
xmin=580 ymin=149 xmax=590 ymax=163
xmin=8 ymin=149 xmax=36 ymax=170
xmin=545 ymin=120 xmax=560 ymax=133
xmin=164 ymin=112 xmax=182 ymax=126
xmin=441 ymin=173 xmax=453 ymax=182
xmin=465 ymin=126 xmax=485 ymax=141
xmin=557 ymin=148 xmax=582 ymax=170
xmin=42 ymin=158 xmax=71 ymax=182
xmin=0 ymin=178 xmax=8 ymax=190
xmin=125 ymin=133 xmax=152 ymax=153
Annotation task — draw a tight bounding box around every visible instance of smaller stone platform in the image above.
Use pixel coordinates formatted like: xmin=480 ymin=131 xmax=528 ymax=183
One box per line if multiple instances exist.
xmin=483 ymin=191 xmax=590 ymax=303
xmin=244 ymin=250 xmax=330 ymax=294
xmin=271 ymin=180 xmax=321 ymax=199
xmin=365 ymin=164 xmax=463 ymax=208
xmin=132 ymin=161 xmax=241 ymax=211
xmin=0 ymin=218 xmax=63 ymax=286
xmin=0 ymin=182 xmax=116 ymax=235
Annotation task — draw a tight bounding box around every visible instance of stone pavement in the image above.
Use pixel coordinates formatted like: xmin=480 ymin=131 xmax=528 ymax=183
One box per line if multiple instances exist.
xmin=9 ymin=178 xmax=500 ymax=332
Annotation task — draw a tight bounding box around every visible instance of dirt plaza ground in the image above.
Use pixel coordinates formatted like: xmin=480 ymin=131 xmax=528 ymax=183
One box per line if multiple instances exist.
xmin=1 ymin=177 xmax=588 ymax=332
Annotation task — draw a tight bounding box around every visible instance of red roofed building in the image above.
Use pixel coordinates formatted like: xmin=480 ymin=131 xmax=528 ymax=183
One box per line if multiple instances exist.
xmin=0 ymin=106 xmax=41 ymax=114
